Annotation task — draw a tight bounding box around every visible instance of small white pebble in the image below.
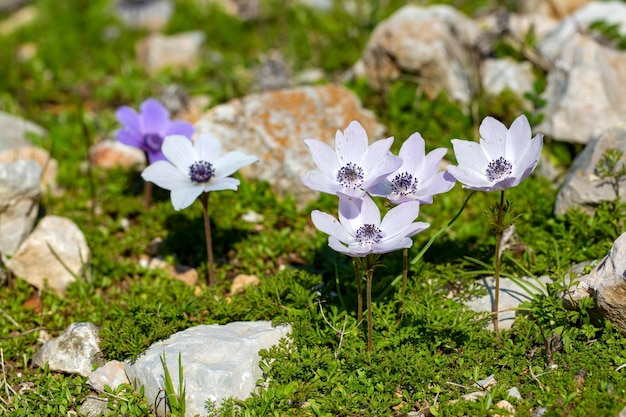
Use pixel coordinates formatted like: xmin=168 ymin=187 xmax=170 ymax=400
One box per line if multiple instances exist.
xmin=241 ymin=210 xmax=264 ymax=223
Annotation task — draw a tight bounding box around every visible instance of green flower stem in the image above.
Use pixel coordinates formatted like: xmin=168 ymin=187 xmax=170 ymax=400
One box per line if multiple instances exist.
xmin=199 ymin=193 xmax=216 ymax=286
xmin=493 ymin=190 xmax=505 ymax=334
xmin=410 ymin=191 xmax=475 ymax=265
xmin=354 ymin=259 xmax=363 ymax=324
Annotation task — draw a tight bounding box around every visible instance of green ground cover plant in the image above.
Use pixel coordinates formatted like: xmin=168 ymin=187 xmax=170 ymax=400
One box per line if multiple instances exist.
xmin=1 ymin=0 xmax=626 ymax=416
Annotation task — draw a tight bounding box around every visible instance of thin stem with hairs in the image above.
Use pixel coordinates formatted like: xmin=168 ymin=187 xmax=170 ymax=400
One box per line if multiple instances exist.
xmin=199 ymin=193 xmax=215 ymax=286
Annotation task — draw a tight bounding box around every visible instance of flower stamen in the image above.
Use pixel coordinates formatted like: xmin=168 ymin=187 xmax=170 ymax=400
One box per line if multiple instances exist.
xmin=143 ymin=133 xmax=163 ymax=152
xmin=336 ymin=162 xmax=365 ymax=189
xmin=486 ymin=157 xmax=513 ymax=182
xmin=355 ymin=224 xmax=383 ymax=246
xmin=189 ymin=160 xmax=215 ymax=183
xmin=391 ymin=172 xmax=418 ymax=197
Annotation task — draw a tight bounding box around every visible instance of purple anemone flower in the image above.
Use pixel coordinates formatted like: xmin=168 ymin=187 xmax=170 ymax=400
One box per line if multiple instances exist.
xmin=115 ymin=98 xmax=195 ymax=163
xmin=141 ymin=133 xmax=258 ymax=210
xmin=311 ymin=194 xmax=429 ymax=257
xmin=369 ymin=132 xmax=456 ymax=204
xmin=446 ymin=115 xmax=543 ymax=192
xmin=301 ymin=121 xmax=402 ymax=200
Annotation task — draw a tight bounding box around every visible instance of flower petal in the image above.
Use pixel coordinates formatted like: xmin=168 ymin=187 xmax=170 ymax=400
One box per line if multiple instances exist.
xmin=170 ymin=186 xmax=203 ymax=210
xmin=116 ymin=129 xmax=143 ymax=148
xmin=446 ymin=165 xmax=493 ymax=190
xmin=312 ymin=210 xmax=355 ymax=244
xmin=140 ymin=98 xmax=170 ymax=134
xmin=505 ymin=114 xmax=532 ymax=162
xmin=379 ymin=201 xmax=420 ymax=236
xmin=115 ymin=106 xmax=141 ymax=133
xmin=419 ymin=147 xmax=447 ymax=180
xmin=451 ymin=139 xmax=489 ymax=175
xmin=166 ymin=120 xmax=195 ymax=138
xmin=203 ymin=177 xmax=240 ymax=192
xmin=479 ymin=117 xmax=507 ymax=160
xmin=215 ymin=151 xmax=258 ymax=177
xmin=329 ymin=236 xmax=365 ymax=257
xmin=337 ymin=195 xmax=364 ymax=232
xmin=141 ymin=161 xmax=189 ymax=191
xmin=398 ymin=133 xmax=425 ymax=175
xmin=194 ymin=133 xmax=222 ymax=162
xmin=161 ymin=135 xmax=196 ymax=172
xmin=302 ymin=171 xmax=342 ymax=195
xmin=511 ymin=133 xmax=543 ymax=181
xmin=336 ymin=121 xmax=368 ymax=164
xmin=372 ymin=236 xmax=414 ymax=254
xmin=146 ymin=150 xmax=167 ymax=164
xmin=363 ymin=152 xmax=402 ymax=189
xmin=366 ymin=178 xmax=392 ymax=198
xmin=412 ymin=172 xmax=456 ymax=204
xmin=304 ymin=139 xmax=339 ymax=176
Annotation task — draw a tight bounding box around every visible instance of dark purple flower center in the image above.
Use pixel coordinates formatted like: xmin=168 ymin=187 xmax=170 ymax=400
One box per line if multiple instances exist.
xmin=486 ymin=157 xmax=513 ymax=182
xmin=391 ymin=172 xmax=418 ymax=197
xmin=355 ymin=224 xmax=382 ymax=245
xmin=143 ymin=133 xmax=164 ymax=152
xmin=336 ymin=162 xmax=364 ymax=189
xmin=189 ymin=160 xmax=215 ymax=183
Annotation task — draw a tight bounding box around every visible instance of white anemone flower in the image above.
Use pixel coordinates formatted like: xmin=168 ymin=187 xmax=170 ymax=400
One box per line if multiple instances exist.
xmin=311 ymin=194 xmax=430 ymax=257
xmin=141 ymin=133 xmax=258 ymax=210
xmin=369 ymin=132 xmax=456 ymax=204
xmin=446 ymin=115 xmax=543 ymax=192
xmin=301 ymin=120 xmax=402 ymax=199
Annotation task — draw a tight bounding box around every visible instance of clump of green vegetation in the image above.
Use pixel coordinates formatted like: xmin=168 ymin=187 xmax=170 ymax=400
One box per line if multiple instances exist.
xmin=1 ymin=0 xmax=626 ymax=416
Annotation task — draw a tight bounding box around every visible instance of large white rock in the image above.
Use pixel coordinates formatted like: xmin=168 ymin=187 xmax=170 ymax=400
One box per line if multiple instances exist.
xmin=481 ymin=57 xmax=535 ymax=98
xmin=194 ymin=84 xmax=385 ymax=206
xmin=125 ymin=321 xmax=291 ymax=417
xmin=0 ymin=159 xmax=40 ymax=256
xmin=0 ymin=145 xmax=58 ymax=194
xmin=563 ymin=232 xmax=626 ymax=334
xmin=554 ymin=127 xmax=626 ymax=215
xmin=0 ymin=111 xmax=46 ymax=152
xmin=536 ymin=2 xmax=626 ymax=143
xmin=6 ymin=215 xmax=90 ymax=295
xmin=32 ymin=322 xmax=103 ymax=377
xmin=537 ymin=35 xmax=626 ymax=144
xmin=361 ymin=4 xmax=482 ymax=103
xmin=539 ymin=1 xmax=626 ymax=62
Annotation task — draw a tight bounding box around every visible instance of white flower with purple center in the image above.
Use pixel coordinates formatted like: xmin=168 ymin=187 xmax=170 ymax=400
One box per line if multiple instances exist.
xmin=311 ymin=194 xmax=429 ymax=257
xmin=369 ymin=132 xmax=456 ymax=204
xmin=446 ymin=115 xmax=543 ymax=192
xmin=301 ymin=121 xmax=402 ymax=199
xmin=141 ymin=133 xmax=258 ymax=210
xmin=115 ymin=98 xmax=195 ymax=163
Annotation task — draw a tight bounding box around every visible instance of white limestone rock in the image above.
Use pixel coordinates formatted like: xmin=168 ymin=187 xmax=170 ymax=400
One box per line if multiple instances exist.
xmin=361 ymin=4 xmax=482 ymax=103
xmin=536 ymin=2 xmax=626 ymax=143
xmin=88 ymin=360 xmax=130 ymax=392
xmin=554 ymin=127 xmax=626 ymax=215
xmin=32 ymin=322 xmax=103 ymax=377
xmin=481 ymin=58 xmax=535 ymax=99
xmin=6 ymin=215 xmax=90 ymax=296
xmin=0 ymin=111 xmax=46 ymax=153
xmin=563 ymin=232 xmax=626 ymax=334
xmin=465 ymin=275 xmax=553 ymax=331
xmin=0 ymin=159 xmax=40 ymax=256
xmin=125 ymin=321 xmax=291 ymax=417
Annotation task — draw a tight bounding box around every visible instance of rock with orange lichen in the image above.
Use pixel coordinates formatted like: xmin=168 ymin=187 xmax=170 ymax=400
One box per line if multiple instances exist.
xmin=194 ymin=84 xmax=385 ymax=206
